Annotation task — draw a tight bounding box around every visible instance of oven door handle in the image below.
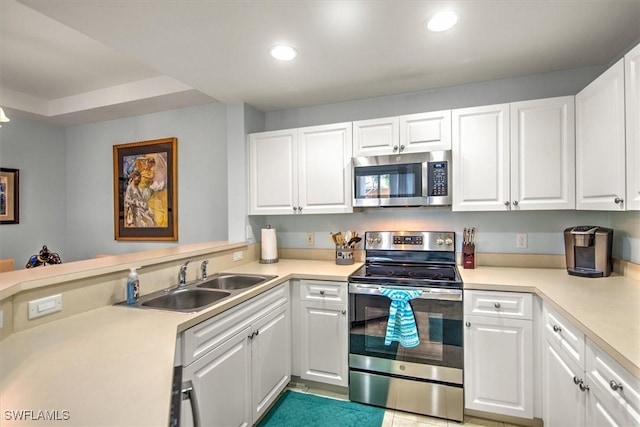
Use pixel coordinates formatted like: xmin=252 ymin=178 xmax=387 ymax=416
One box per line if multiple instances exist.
xmin=348 ymin=283 xmax=462 ymax=301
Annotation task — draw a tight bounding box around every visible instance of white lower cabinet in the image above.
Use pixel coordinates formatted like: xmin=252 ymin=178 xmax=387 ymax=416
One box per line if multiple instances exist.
xmin=294 ymin=280 xmax=348 ymax=387
xmin=542 ymin=334 xmax=586 ymax=426
xmin=180 ymin=282 xmax=291 ymax=427
xmin=541 ymin=302 xmax=640 ymax=427
xmin=464 ymin=290 xmax=533 ymax=419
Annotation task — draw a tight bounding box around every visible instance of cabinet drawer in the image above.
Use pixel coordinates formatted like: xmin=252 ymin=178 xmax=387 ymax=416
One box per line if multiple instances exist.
xmin=586 ymin=338 xmax=640 ymax=423
xmin=182 ymin=282 xmax=289 ymax=366
xmin=300 ymin=280 xmax=347 ymax=303
xmin=542 ymin=303 xmax=585 ymax=369
xmin=464 ymin=290 xmax=532 ymax=320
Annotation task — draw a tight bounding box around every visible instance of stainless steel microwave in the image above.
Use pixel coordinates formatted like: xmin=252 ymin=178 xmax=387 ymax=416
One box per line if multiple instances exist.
xmin=352 ymin=151 xmax=452 ymax=207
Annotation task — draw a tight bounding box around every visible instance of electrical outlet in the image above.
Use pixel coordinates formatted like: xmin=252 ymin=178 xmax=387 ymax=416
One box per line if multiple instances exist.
xmin=516 ymin=233 xmax=528 ymax=248
xmin=305 ymin=232 xmax=314 ymax=246
xmin=28 ymin=294 xmax=62 ymax=319
xmin=233 ymin=251 xmax=243 ymax=261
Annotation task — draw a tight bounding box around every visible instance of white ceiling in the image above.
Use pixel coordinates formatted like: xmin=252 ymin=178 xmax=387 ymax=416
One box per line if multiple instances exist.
xmin=1 ymin=0 xmax=639 ymax=127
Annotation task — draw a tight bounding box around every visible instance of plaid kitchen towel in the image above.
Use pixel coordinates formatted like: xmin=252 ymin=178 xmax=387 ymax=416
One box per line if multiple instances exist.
xmin=380 ymin=288 xmax=422 ymax=348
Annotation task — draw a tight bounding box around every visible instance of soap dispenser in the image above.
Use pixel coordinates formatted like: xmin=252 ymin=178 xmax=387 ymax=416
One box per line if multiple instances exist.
xmin=126 ymin=267 xmax=140 ymax=305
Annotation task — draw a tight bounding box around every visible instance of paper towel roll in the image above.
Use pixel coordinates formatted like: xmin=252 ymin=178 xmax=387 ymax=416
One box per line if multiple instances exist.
xmin=260 ymin=226 xmax=279 ymax=263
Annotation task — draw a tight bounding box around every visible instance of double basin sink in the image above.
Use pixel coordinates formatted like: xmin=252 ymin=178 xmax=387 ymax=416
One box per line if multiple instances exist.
xmin=125 ymin=273 xmax=277 ymax=313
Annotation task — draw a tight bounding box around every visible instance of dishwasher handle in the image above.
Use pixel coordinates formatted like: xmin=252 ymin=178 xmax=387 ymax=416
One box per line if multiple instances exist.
xmin=182 ymin=380 xmax=201 ymax=427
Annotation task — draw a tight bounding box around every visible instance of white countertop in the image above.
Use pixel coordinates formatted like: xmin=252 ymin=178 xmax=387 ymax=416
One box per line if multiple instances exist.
xmin=1 ymin=260 xmax=638 ymax=426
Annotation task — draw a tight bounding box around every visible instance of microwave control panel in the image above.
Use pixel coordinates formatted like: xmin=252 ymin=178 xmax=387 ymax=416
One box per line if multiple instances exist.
xmin=427 ymin=161 xmax=448 ymax=197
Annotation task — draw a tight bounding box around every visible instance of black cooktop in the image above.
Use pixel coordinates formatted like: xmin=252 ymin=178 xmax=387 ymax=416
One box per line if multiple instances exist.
xmin=349 ymin=262 xmax=462 ymax=288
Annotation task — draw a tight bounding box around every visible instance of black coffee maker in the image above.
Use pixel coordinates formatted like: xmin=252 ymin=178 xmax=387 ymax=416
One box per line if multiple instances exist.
xmin=564 ymin=226 xmax=613 ymax=277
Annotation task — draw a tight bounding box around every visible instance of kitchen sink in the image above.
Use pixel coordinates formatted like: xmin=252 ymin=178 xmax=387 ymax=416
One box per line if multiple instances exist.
xmin=140 ymin=288 xmax=231 ymax=312
xmin=196 ymin=273 xmax=277 ymax=290
xmin=118 ymin=272 xmax=278 ymax=313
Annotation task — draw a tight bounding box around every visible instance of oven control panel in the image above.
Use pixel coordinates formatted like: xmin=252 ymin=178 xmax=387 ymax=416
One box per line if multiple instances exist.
xmin=393 ymin=235 xmax=423 ymax=245
xmin=366 ymin=231 xmax=455 ymax=251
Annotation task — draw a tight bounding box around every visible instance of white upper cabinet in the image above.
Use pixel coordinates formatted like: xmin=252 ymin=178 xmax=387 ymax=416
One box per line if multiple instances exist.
xmin=399 ymin=110 xmax=452 ymax=153
xmin=510 ymin=96 xmax=575 ymax=210
xmin=353 ymin=116 xmax=399 ymax=157
xmin=625 ymin=43 xmax=640 ymax=210
xmin=576 ymin=58 xmax=626 ymax=210
xmin=248 ymin=129 xmax=298 ymax=215
xmin=453 ymin=98 xmax=575 ymax=211
xmin=297 ymin=123 xmax=353 ymax=214
xmin=248 ymin=123 xmax=353 ymax=215
xmin=452 ymin=103 xmax=511 ymax=211
xmin=353 ymin=110 xmax=451 ymax=156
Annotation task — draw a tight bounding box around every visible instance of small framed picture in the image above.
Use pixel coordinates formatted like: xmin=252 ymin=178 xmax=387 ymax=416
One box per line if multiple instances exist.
xmin=113 ymin=137 xmax=178 ymax=241
xmin=0 ymin=168 xmax=19 ymax=225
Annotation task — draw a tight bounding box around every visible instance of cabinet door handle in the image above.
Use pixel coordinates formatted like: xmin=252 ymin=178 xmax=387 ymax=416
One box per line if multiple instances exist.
xmin=182 ymin=380 xmax=202 ymax=427
xmin=465 ymin=321 xmax=471 ymax=327
xmin=249 ymin=331 xmax=259 ymax=339
xmin=293 ymin=207 xmax=298 ymax=212
xmin=614 ymin=197 xmax=624 ymax=204
xmin=393 ymin=145 xmax=399 ymax=152
xmin=610 ymin=380 xmax=624 ymax=392
xmin=512 ymin=200 xmax=519 ymax=206
xmin=504 ymin=201 xmax=510 ymax=207
xmin=319 ymin=290 xmax=325 ymax=295
xmin=553 ymin=325 xmax=562 ymax=333
xmin=573 ymin=376 xmax=581 ymax=385
xmin=341 ymin=310 xmax=347 ymax=315
xmin=494 ymin=302 xmax=501 ymax=309
xmin=298 ymin=206 xmax=303 ymax=212
xmin=579 ymin=382 xmax=590 ymax=392
xmin=399 ymin=144 xmax=405 ymax=151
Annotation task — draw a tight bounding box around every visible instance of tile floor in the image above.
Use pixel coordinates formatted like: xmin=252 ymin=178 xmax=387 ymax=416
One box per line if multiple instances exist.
xmin=288 ymin=383 xmax=524 ymax=427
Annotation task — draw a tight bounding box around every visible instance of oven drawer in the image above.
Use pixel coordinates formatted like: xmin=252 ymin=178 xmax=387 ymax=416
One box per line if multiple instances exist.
xmin=300 ymin=280 xmax=347 ymax=303
xmin=464 ymin=290 xmax=532 ymax=320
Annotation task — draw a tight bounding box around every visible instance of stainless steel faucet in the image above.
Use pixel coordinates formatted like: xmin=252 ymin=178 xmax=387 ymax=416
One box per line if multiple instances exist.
xmin=200 ymin=260 xmax=209 ymax=280
xmin=178 ymin=259 xmax=192 ymax=286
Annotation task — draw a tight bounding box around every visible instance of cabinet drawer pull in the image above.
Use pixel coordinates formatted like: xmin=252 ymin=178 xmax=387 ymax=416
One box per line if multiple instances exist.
xmin=610 ymin=380 xmax=623 ymax=392
xmin=494 ymin=302 xmax=501 ymax=309
xmin=553 ymin=325 xmax=562 ymax=333
xmin=320 ymin=290 xmax=325 ymax=295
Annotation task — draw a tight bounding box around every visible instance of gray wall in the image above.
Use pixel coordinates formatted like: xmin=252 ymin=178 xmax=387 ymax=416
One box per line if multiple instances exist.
xmin=264 ymin=65 xmax=606 ymax=130
xmin=0 ymin=118 xmax=67 ymax=267
xmin=64 ymin=103 xmax=229 ymax=261
xmin=261 ymin=65 xmax=640 ymax=264
xmin=2 ymin=65 xmax=639 ymax=267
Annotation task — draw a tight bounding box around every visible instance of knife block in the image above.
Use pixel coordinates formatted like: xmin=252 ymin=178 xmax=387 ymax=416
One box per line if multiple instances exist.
xmin=463 ymin=244 xmax=475 ymax=269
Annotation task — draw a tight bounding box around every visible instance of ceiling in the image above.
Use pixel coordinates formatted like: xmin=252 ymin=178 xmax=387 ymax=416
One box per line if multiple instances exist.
xmin=1 ymin=0 xmax=639 ymax=127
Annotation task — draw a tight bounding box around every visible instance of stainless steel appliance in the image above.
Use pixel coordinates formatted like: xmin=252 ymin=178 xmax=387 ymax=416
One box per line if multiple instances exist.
xmin=352 ymin=151 xmax=451 ymax=207
xmin=564 ymin=226 xmax=613 ymax=277
xmin=348 ymin=231 xmax=463 ymax=421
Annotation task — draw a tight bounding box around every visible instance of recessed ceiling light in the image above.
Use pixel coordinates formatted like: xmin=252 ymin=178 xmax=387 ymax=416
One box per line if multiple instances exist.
xmin=270 ymin=45 xmax=298 ymax=61
xmin=426 ymin=11 xmax=459 ymax=32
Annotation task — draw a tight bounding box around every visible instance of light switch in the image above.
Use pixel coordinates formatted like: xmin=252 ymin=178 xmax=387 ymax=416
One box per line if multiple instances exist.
xmin=28 ymin=294 xmax=62 ymax=320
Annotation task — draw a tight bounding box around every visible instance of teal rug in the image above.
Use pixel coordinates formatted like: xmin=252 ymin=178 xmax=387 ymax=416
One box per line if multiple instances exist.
xmin=258 ymin=390 xmax=385 ymax=427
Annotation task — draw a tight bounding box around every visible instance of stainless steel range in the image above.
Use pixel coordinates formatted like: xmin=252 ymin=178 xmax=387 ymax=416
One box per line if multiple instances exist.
xmin=348 ymin=231 xmax=463 ymax=422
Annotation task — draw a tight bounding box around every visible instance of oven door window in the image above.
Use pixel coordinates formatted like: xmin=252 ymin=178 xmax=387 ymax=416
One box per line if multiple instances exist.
xmin=349 ymin=292 xmax=462 ymax=369
xmin=354 ymin=163 xmax=422 ymax=200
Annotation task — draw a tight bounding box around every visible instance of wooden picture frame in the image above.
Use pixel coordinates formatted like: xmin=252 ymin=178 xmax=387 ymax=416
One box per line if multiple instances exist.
xmin=0 ymin=168 xmax=19 ymax=224
xmin=113 ymin=137 xmax=178 ymax=241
